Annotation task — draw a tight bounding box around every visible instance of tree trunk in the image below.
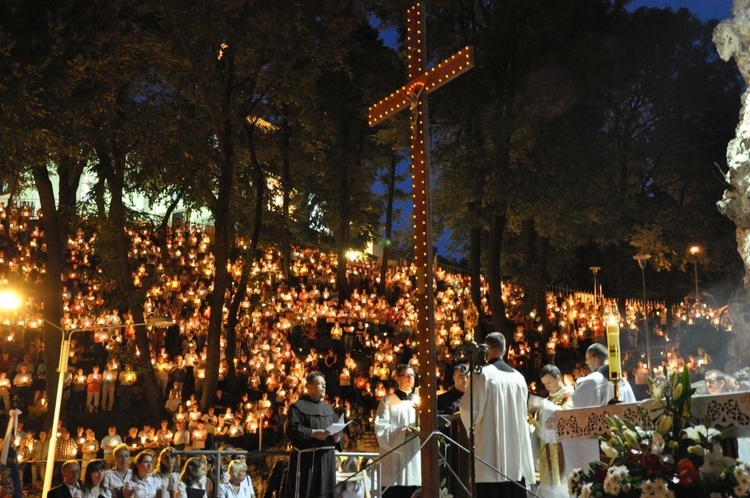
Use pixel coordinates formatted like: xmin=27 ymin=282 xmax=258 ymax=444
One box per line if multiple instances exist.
xmin=379 ymin=156 xmax=397 ymax=296
xmin=32 ymin=157 xmax=82 ymax=428
xmin=222 ymin=121 xmax=266 ymax=400
xmin=468 ymin=199 xmax=483 ymax=339
xmin=97 ymin=137 xmax=162 ymax=416
xmin=32 ymin=166 xmax=66 ymax=429
xmin=156 ymin=195 xmax=182 ymax=256
xmin=488 ymin=208 xmax=510 ymax=339
xmin=336 ymin=156 xmax=351 ymax=305
xmin=280 ymin=109 xmax=292 ymax=282
xmin=202 ymin=43 xmax=235 ymax=410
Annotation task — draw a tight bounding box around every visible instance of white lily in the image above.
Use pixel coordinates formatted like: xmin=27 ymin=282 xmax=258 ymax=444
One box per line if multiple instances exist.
xmin=682 ymin=425 xmax=721 ymax=443
xmin=699 ymin=443 xmax=736 ymax=475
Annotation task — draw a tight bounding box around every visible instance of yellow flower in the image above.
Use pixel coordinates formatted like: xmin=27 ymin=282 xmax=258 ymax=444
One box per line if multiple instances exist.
xmin=601 ymin=440 xmax=619 ymax=459
xmin=623 ymin=429 xmax=640 ymax=448
xmin=658 ymin=415 xmax=673 ymax=434
xmin=687 ymin=444 xmax=704 ymax=455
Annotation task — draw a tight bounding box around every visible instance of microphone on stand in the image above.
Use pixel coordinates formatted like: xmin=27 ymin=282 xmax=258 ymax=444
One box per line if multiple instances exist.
xmin=472 ymin=344 xmax=489 ymax=373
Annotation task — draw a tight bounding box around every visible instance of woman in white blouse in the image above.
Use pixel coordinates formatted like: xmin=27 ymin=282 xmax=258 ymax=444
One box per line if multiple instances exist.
xmin=124 ymin=450 xmax=160 ymax=498
xmin=217 ymin=461 xmax=255 ymax=498
xmin=175 ymin=457 xmax=207 ymax=498
xmin=82 ymin=460 xmax=111 ymax=498
xmin=153 ymin=448 xmax=179 ymax=498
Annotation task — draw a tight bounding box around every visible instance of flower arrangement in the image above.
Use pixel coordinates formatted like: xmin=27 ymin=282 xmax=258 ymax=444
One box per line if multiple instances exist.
xmin=568 ymin=366 xmax=750 ymax=497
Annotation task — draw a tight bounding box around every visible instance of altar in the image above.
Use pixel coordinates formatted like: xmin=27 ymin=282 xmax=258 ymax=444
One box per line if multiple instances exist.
xmin=546 ymin=391 xmax=750 ymax=441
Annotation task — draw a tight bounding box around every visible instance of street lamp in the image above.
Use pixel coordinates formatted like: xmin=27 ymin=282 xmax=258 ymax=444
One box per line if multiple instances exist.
xmin=633 ymin=254 xmax=652 ymax=373
xmin=589 ymin=266 xmax=601 ymax=308
xmin=690 ymin=246 xmax=701 ymax=303
xmin=42 ymin=315 xmax=169 ymax=497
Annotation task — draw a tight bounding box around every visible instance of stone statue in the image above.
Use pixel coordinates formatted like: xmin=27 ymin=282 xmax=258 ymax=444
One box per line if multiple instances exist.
xmin=714 ymin=1 xmax=750 ymax=370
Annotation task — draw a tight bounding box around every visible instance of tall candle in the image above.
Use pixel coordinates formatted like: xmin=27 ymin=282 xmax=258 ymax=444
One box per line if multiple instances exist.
xmin=606 ymin=318 xmax=622 ymax=381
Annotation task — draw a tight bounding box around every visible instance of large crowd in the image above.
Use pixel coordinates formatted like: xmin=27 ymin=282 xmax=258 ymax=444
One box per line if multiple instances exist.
xmin=0 ymin=201 xmax=739 ymax=495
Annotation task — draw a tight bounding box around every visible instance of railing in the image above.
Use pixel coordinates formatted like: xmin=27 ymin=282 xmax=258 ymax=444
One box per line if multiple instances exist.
xmin=171 ymin=448 xmax=381 ymax=498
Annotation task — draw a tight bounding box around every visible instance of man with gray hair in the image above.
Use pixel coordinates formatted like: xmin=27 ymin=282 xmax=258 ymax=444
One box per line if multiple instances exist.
xmin=460 ymin=332 xmax=534 ymax=498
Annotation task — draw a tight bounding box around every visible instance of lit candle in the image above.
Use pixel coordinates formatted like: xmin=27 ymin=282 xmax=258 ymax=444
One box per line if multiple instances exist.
xmin=606 ymin=317 xmax=622 ymax=381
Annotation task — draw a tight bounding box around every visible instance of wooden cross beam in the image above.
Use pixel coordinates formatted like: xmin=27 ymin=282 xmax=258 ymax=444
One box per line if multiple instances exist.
xmin=369 ymin=3 xmax=473 ymax=497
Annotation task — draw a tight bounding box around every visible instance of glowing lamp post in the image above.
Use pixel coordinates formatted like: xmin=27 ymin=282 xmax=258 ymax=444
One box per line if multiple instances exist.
xmin=36 ymin=314 xmax=170 ymax=498
xmin=589 ymin=266 xmax=601 ymax=308
xmin=690 ymin=246 xmax=700 ymax=302
xmin=633 ymin=254 xmax=652 ymax=372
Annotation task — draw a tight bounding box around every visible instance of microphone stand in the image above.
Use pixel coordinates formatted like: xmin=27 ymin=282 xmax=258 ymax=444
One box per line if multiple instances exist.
xmin=468 ymin=343 xmax=488 ymax=498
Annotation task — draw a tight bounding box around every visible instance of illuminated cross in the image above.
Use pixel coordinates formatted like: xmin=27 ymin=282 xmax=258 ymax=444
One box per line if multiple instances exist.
xmin=369 ymin=3 xmax=473 ymax=497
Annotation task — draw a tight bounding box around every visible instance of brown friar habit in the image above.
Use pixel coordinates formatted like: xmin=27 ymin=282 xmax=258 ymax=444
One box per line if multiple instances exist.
xmin=283 ymin=395 xmax=339 ymax=498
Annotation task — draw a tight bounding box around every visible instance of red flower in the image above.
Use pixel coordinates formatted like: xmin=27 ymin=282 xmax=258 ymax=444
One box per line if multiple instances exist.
xmin=644 ymin=453 xmax=663 ymax=474
xmin=677 ymin=458 xmax=700 ymax=487
xmin=677 ymin=458 xmax=695 ymax=473
xmin=679 ymin=467 xmax=700 ymax=486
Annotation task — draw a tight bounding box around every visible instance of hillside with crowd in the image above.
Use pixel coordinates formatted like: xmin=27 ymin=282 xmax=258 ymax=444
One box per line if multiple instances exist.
xmin=0 ymin=201 xmax=738 ymax=493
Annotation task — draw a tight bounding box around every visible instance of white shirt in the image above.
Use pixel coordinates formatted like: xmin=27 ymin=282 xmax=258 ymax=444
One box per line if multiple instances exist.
xmin=124 ymin=475 xmax=160 ymax=498
xmin=217 ymin=477 xmax=255 ymax=498
xmin=103 ymin=468 xmax=132 ymax=495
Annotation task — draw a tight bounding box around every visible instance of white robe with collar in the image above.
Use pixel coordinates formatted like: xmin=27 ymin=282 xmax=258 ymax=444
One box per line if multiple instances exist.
xmin=375 ymin=393 xmax=422 ymax=488
xmin=459 ymin=364 xmax=535 ymax=484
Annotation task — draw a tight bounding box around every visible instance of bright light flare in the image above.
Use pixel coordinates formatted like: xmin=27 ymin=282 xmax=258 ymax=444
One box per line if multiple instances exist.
xmin=0 ymin=290 xmax=21 ymax=312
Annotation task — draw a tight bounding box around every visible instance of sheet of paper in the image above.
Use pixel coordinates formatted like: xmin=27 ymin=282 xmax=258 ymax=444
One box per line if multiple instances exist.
xmin=326 ymin=413 xmax=352 ymax=435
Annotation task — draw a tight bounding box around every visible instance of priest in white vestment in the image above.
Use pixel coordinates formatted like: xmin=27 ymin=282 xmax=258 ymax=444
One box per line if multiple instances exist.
xmin=460 ymin=332 xmax=535 ymax=498
xmin=375 ymin=365 xmax=421 ymax=498
xmin=564 ymin=343 xmax=637 ymax=476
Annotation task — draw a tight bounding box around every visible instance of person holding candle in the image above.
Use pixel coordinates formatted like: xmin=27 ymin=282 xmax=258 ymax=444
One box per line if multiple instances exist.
xmin=156 ymin=421 xmax=173 ymax=449
xmin=18 ymin=431 xmax=34 ymax=490
xmin=375 ymin=364 xmax=421 ymax=498
xmin=13 ymin=364 xmax=34 ymax=411
xmin=118 ymin=364 xmax=137 ymax=413
xmin=56 ymin=429 xmax=80 ymax=464
xmin=101 ymin=361 xmax=118 ymax=412
xmin=282 ymin=371 xmax=340 ymax=498
xmin=459 ymin=332 xmax=534 ymax=498
xmin=172 ymin=421 xmax=190 ymax=451
xmin=125 ymin=427 xmax=144 ymax=453
xmin=0 ymin=371 xmax=12 ymax=411
xmin=71 ymin=368 xmax=87 ymax=413
xmin=82 ymin=460 xmax=110 ymax=498
xmin=190 ymin=421 xmax=207 ymax=450
xmin=124 ymin=451 xmax=159 ymax=498
xmin=81 ymin=429 xmax=99 ymax=476
xmin=101 ymin=427 xmax=123 ymax=466
xmin=86 ymin=366 xmax=103 ymax=413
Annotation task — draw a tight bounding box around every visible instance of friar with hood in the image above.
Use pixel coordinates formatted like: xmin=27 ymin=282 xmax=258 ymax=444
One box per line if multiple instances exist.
xmin=283 ymin=371 xmax=340 ymax=498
